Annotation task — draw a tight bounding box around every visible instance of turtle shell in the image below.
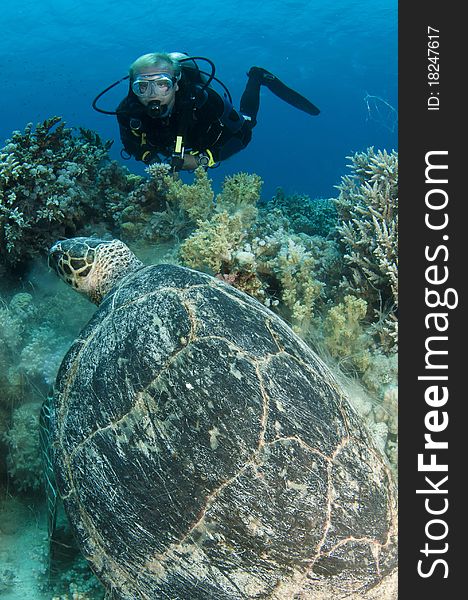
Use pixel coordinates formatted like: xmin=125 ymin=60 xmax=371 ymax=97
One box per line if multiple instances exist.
xmin=51 ymin=264 xmax=397 ymax=599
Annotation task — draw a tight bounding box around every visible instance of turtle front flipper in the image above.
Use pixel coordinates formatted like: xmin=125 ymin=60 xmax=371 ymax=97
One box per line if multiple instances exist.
xmin=39 ymin=392 xmax=58 ymax=562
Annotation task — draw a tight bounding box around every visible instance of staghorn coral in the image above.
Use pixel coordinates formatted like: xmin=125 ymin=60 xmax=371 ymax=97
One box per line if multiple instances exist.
xmin=335 ymin=147 xmax=398 ymax=349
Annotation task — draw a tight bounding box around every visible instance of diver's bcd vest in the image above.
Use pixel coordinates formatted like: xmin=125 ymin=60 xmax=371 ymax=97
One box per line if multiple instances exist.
xmin=93 ymin=53 xmax=244 ymax=168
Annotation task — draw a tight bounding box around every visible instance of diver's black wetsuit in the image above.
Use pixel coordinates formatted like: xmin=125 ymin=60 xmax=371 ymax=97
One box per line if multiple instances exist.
xmin=117 ymin=84 xmax=253 ymax=166
xmin=116 ymin=66 xmax=319 ymax=167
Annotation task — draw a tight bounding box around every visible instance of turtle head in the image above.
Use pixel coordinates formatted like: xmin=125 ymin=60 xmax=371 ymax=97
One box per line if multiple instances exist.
xmin=48 ymin=237 xmax=144 ymax=304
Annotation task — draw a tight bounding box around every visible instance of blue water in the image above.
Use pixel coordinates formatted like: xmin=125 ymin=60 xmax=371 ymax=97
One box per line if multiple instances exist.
xmin=1 ymin=0 xmax=397 ymax=199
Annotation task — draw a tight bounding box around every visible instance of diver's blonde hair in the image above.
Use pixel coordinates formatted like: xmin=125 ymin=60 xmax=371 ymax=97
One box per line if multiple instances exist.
xmin=129 ymin=53 xmax=182 ymax=80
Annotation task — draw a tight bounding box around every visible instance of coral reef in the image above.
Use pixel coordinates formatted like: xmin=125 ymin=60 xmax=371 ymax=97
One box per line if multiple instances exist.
xmin=334 ymin=147 xmax=398 ymax=350
xmin=322 ymin=294 xmax=371 ymax=373
xmin=0 ymin=261 xmax=93 ymax=502
xmin=47 ymin=556 xmax=105 ymax=600
xmin=0 ymin=118 xmax=115 ymax=270
xmin=0 ymin=119 xmax=398 ymax=596
xmin=267 ymin=188 xmax=338 ymax=236
xmin=179 ymin=173 xmax=341 ymax=335
xmin=107 ymin=163 xmax=186 ymax=241
xmin=2 ymin=402 xmax=43 ymax=493
xmin=179 ymin=171 xmax=262 ymax=274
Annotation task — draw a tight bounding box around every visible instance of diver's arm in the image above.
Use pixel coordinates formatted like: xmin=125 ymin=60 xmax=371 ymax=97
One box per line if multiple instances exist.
xmin=118 ymin=121 xmax=149 ymax=162
xmin=194 ymin=94 xmax=252 ymax=165
xmin=178 ymin=91 xmax=228 ymax=168
xmin=116 ymin=102 xmax=158 ymax=163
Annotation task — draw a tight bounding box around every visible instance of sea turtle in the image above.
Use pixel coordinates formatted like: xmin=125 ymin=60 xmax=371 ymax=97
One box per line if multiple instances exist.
xmin=42 ymin=236 xmax=397 ymax=599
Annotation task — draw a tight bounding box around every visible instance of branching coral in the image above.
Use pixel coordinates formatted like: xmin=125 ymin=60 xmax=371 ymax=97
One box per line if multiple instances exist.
xmin=165 ymin=166 xmax=215 ymax=223
xmin=178 ymin=172 xmax=262 ymax=274
xmin=335 ymin=147 xmax=398 ymax=349
xmin=266 ymin=238 xmax=322 ymax=333
xmin=322 ymin=294 xmax=371 ymax=373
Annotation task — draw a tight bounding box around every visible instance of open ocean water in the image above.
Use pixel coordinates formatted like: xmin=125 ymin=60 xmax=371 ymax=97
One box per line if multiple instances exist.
xmin=1 ymin=0 xmax=397 ymax=198
xmin=1 ymin=1 xmax=397 ymax=598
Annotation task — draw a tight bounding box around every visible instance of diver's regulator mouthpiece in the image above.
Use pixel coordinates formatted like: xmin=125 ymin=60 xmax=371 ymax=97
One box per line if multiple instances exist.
xmin=146 ymin=100 xmax=173 ymax=119
xmin=147 ymin=100 xmax=162 ymax=118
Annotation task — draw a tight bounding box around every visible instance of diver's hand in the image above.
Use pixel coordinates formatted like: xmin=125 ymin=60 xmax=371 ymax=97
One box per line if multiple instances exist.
xmin=180 ymin=154 xmax=199 ymax=170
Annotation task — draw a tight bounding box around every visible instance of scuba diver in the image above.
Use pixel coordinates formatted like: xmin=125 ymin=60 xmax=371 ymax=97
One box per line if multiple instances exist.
xmin=93 ymin=52 xmax=320 ymax=172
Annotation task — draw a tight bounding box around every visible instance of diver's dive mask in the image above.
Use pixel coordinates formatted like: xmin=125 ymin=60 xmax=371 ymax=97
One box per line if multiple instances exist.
xmin=131 ymin=72 xmax=178 ymax=99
